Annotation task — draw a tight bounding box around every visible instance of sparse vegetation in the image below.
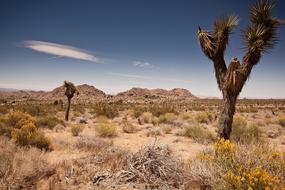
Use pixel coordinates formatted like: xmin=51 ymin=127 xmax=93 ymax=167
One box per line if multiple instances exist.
xmin=95 ymin=120 xmax=117 ymax=137
xmin=278 ymin=116 xmax=285 ymax=127
xmin=121 ymin=116 xmax=137 ymax=133
xmin=0 ymin=137 xmax=55 ymax=189
xmin=91 ymin=102 xmax=119 ymax=119
xmin=36 ymin=116 xmax=65 ymax=129
xmin=182 ymin=124 xmax=216 ymax=143
xmin=71 ymin=124 xmax=84 ymax=136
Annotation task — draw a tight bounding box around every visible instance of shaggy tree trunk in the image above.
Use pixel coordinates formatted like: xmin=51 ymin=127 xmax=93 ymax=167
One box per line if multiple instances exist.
xmin=65 ymin=97 xmax=71 ymax=121
xmin=218 ymin=91 xmax=237 ymax=139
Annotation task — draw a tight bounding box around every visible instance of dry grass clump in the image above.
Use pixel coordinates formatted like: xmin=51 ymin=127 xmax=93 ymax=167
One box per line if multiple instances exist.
xmin=278 ymin=116 xmax=285 ymax=127
xmin=182 ymin=124 xmax=216 ymax=144
xmin=71 ymin=124 xmax=84 ymax=136
xmin=116 ymin=144 xmax=186 ymax=189
xmin=161 ymin=124 xmax=173 ymax=134
xmin=180 ymin=112 xmax=193 ymax=121
xmin=141 ymin=112 xmax=153 ymax=123
xmin=195 ymin=112 xmax=212 ymax=124
xmin=0 ymin=137 xmax=55 ymax=189
xmin=121 ymin=116 xmax=137 ymax=133
xmin=36 ymin=116 xmax=65 ymax=129
xmin=188 ymin=139 xmax=285 ymax=189
xmin=95 ymin=119 xmax=117 ymax=137
xmin=158 ymin=112 xmax=177 ymax=124
xmin=0 ymin=111 xmax=51 ymax=150
xmin=231 ymin=116 xmax=262 ymax=144
xmin=46 ymin=143 xmax=127 ymax=189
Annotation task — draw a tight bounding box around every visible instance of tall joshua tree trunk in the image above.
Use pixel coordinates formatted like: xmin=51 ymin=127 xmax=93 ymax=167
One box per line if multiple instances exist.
xmin=218 ymin=89 xmax=237 ymax=139
xmin=65 ymin=97 xmax=72 ymax=121
xmin=197 ymin=0 xmax=283 ymax=139
xmin=63 ymin=81 xmax=78 ymax=121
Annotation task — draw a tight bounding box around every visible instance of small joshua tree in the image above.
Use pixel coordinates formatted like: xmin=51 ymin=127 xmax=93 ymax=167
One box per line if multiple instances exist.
xmin=63 ymin=81 xmax=78 ymax=121
xmin=197 ymin=0 xmax=283 ymax=139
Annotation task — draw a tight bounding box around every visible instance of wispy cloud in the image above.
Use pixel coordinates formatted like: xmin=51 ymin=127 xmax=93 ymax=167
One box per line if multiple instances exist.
xmin=133 ymin=61 xmax=154 ymax=68
xmin=107 ymin=72 xmax=151 ymax=79
xmin=23 ymin=40 xmax=99 ymax=63
xmin=107 ymin=72 xmax=190 ymax=83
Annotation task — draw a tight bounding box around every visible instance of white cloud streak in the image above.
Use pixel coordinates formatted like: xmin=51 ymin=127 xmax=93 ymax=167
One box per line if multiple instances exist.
xmin=107 ymin=72 xmax=190 ymax=83
xmin=133 ymin=61 xmax=154 ymax=68
xmin=23 ymin=40 xmax=99 ymax=63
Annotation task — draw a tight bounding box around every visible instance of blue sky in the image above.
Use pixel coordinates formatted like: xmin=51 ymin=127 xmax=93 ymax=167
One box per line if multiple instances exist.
xmin=0 ymin=0 xmax=284 ymax=98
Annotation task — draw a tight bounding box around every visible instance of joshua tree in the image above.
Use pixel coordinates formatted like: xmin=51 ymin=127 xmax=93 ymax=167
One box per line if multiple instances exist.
xmin=197 ymin=0 xmax=283 ymax=139
xmin=63 ymin=81 xmax=78 ymax=121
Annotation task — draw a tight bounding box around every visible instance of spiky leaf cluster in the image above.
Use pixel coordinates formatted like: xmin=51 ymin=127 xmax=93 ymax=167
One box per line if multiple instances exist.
xmin=244 ymin=0 xmax=283 ymax=53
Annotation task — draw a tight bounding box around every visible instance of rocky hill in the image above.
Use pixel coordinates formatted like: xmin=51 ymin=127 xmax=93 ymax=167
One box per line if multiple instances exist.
xmin=0 ymin=84 xmax=106 ymax=103
xmin=0 ymin=85 xmax=197 ymax=104
xmin=116 ymin=87 xmax=197 ymax=102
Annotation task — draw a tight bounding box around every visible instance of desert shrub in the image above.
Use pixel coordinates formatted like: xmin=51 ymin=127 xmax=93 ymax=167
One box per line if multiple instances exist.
xmin=180 ymin=112 xmax=193 ymax=120
xmin=141 ymin=112 xmax=153 ymax=123
xmin=75 ymin=136 xmax=113 ymax=152
xmin=11 ymin=123 xmax=51 ymax=150
xmin=36 ymin=116 xmax=64 ymax=129
xmin=148 ymin=102 xmax=178 ymax=117
xmin=71 ymin=124 xmax=84 ymax=136
xmin=130 ymin=106 xmax=146 ymax=118
xmin=182 ymin=124 xmax=215 ymax=143
xmin=278 ymin=116 xmax=285 ymax=127
xmin=158 ymin=113 xmax=177 ymax=124
xmin=95 ymin=120 xmax=117 ymax=137
xmin=161 ymin=124 xmax=173 ymax=134
xmin=231 ymin=123 xmax=263 ymax=144
xmin=116 ymin=145 xmax=186 ymax=189
xmin=195 ymin=112 xmax=210 ymax=124
xmin=0 ymin=106 xmax=10 ymax=114
xmin=121 ymin=117 xmax=137 ymax=133
xmin=73 ymin=104 xmax=85 ymax=114
xmin=0 ymin=111 xmax=51 ymax=150
xmin=232 ymin=116 xmax=247 ymax=129
xmin=146 ymin=127 xmax=162 ymax=137
xmin=91 ymin=102 xmax=119 ymax=119
xmin=0 ymin=138 xmax=55 ymax=190
xmin=189 ymin=139 xmax=285 ymax=189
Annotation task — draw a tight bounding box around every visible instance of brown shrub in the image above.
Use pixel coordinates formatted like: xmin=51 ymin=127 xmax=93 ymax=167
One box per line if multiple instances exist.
xmin=0 ymin=137 xmax=55 ymax=189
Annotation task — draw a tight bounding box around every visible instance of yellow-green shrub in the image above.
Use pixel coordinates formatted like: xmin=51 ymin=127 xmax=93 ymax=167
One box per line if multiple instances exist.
xmin=11 ymin=123 xmax=50 ymax=150
xmin=189 ymin=139 xmax=285 ymax=189
xmin=195 ymin=112 xmax=210 ymax=124
xmin=0 ymin=111 xmax=51 ymax=150
xmin=182 ymin=124 xmax=215 ymax=143
xmin=95 ymin=121 xmax=117 ymax=137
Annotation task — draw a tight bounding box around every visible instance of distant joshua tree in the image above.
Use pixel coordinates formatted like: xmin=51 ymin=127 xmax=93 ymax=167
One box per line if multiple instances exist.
xmin=197 ymin=0 xmax=283 ymax=139
xmin=63 ymin=81 xmax=78 ymax=121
